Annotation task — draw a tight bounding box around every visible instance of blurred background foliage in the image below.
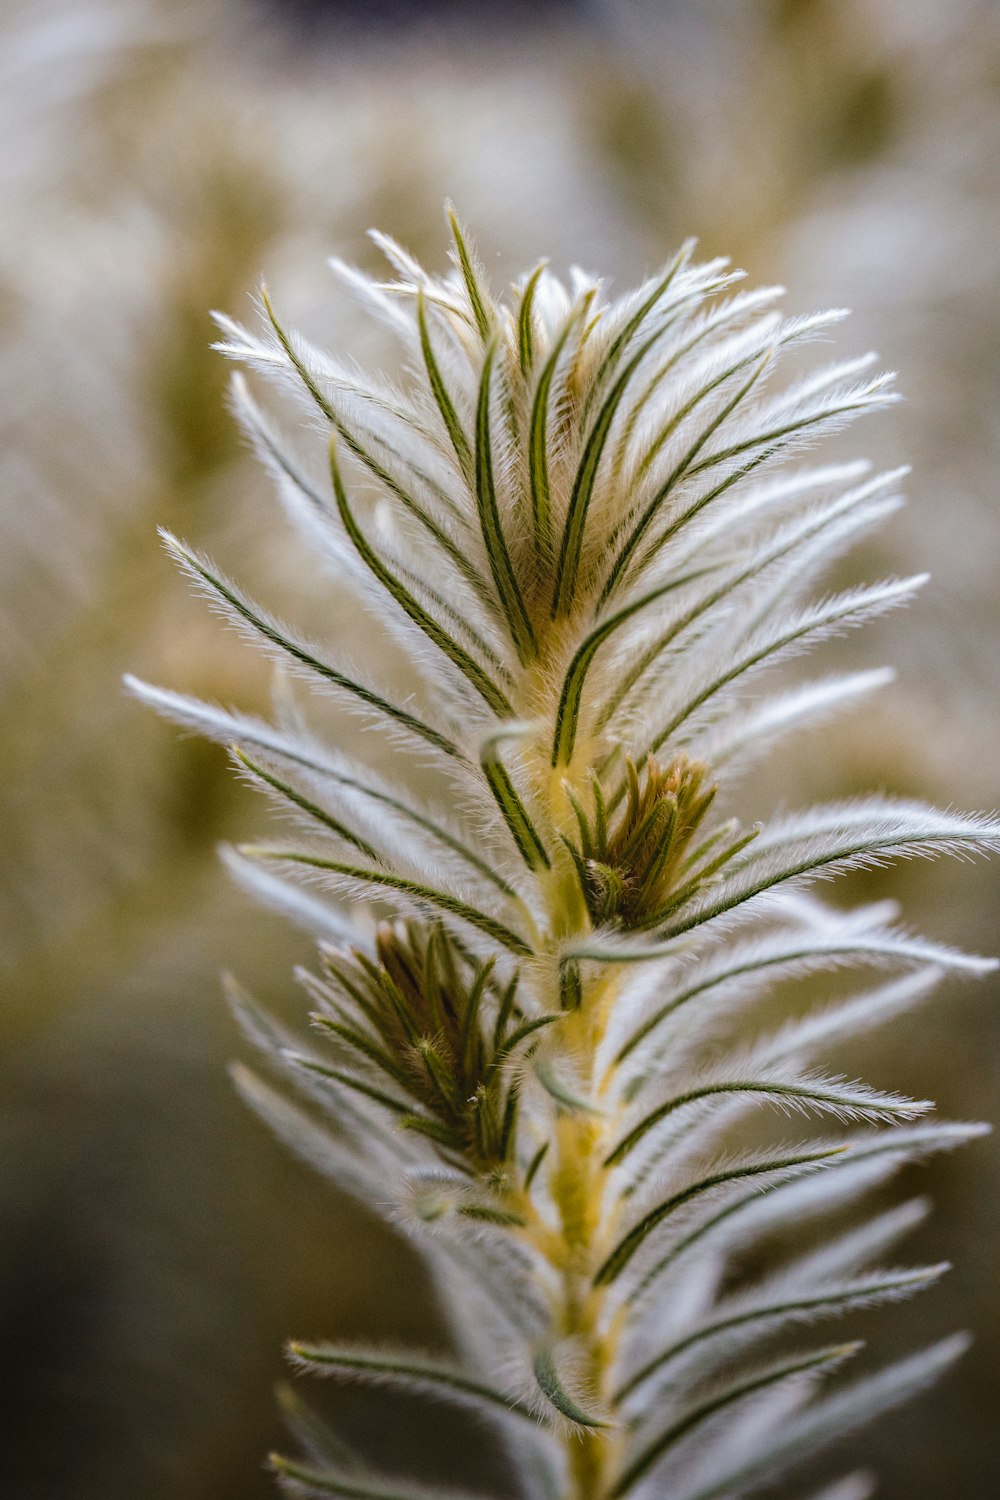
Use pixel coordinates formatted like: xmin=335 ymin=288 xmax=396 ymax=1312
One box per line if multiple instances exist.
xmin=1 ymin=1 xmax=997 ymax=1496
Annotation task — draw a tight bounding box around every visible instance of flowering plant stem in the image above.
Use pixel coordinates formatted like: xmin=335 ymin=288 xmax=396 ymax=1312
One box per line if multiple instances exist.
xmin=132 ymin=208 xmax=998 ymax=1500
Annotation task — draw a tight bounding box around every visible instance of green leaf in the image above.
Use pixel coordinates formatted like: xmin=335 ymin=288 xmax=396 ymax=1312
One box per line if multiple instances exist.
xmin=532 ymin=1347 xmax=612 ymax=1429
xmin=598 ymin=351 xmax=772 ymax=607
xmin=517 ymin=261 xmax=548 ymax=374
xmin=605 ymin=1080 xmax=927 ymax=1168
xmin=456 ymin=1201 xmax=527 ymax=1226
xmin=259 ymin=287 xmax=495 ymax=611
xmin=584 ymin=240 xmax=694 ymax=408
xmin=447 ymin=204 xmax=493 ymax=341
xmin=475 ymin=342 xmax=536 ymax=659
xmin=615 ymin=1266 xmax=947 ymax=1403
xmin=417 ymin=289 xmax=473 ymax=476
xmin=492 ymin=971 xmax=520 ymax=1050
xmin=490 ymin=1012 xmax=560 ymax=1073
xmin=229 ymin=1065 xmax=376 ymax=1197
xmin=598 ymin=469 xmax=904 ymax=731
xmin=611 ymin=374 xmax=895 ymax=611
xmin=288 ymin=1341 xmax=542 ymax=1424
xmin=231 ymin=372 xmax=334 ymax=522
xmin=550 ymin=565 xmax=712 ymax=766
xmin=677 ymin=1336 xmax=968 ymax=1500
xmin=161 ymin=531 xmax=462 ymax=761
xmin=397 ymin=1114 xmax=465 ymax=1151
xmin=628 ymin=1124 xmax=985 ymax=1303
xmin=607 ymin=283 xmax=783 ymax=484
xmin=559 ymin=957 xmax=583 ymax=1010
xmin=232 ymin=748 xmax=380 ymax=862
xmin=629 ymin=317 xmax=831 ymax=492
xmin=271 ymin=1452 xmax=485 ymax=1500
xmin=552 ymin=312 xmax=688 ymax=617
xmin=523 ymin=1140 xmax=549 ymax=1190
xmin=128 ymin=678 xmax=522 ymax=899
xmin=575 ymin=922 xmax=984 ymax=1067
xmin=498 ymin=1083 xmax=521 ymax=1162
xmin=240 ymin=845 xmax=532 ymax=956
xmin=609 ymin=1344 xmax=861 ymax=1496
xmin=480 ymin=724 xmax=551 ymax=871
xmin=311 ymin=1016 xmax=413 ymax=1091
xmin=659 ymin=795 xmax=994 ymax=946
xmin=330 ymin=439 xmax=514 ymax=716
xmin=533 ymin=1055 xmax=602 ymax=1115
xmin=286 ymin=1052 xmax=423 ymax=1120
xmin=417 ymin=1036 xmax=464 ymax=1113
xmin=646 ymin=576 xmax=926 ymax=763
xmin=594 ymin=1147 xmax=847 ymax=1287
xmin=458 ymin=956 xmax=495 ymax=1074
xmin=528 ymin=304 xmax=585 ymax=559
xmin=686 ymin=378 xmax=896 ymax=484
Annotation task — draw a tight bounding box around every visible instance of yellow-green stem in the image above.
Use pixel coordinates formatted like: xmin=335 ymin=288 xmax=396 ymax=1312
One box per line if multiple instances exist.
xmin=507 ymin=654 xmax=634 ymax=1496
xmin=537 ymin=971 xmax=627 ymax=1499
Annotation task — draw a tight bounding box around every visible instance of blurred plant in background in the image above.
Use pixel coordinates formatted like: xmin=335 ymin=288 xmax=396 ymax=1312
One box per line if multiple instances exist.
xmin=1 ymin=2 xmax=997 ymax=1498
